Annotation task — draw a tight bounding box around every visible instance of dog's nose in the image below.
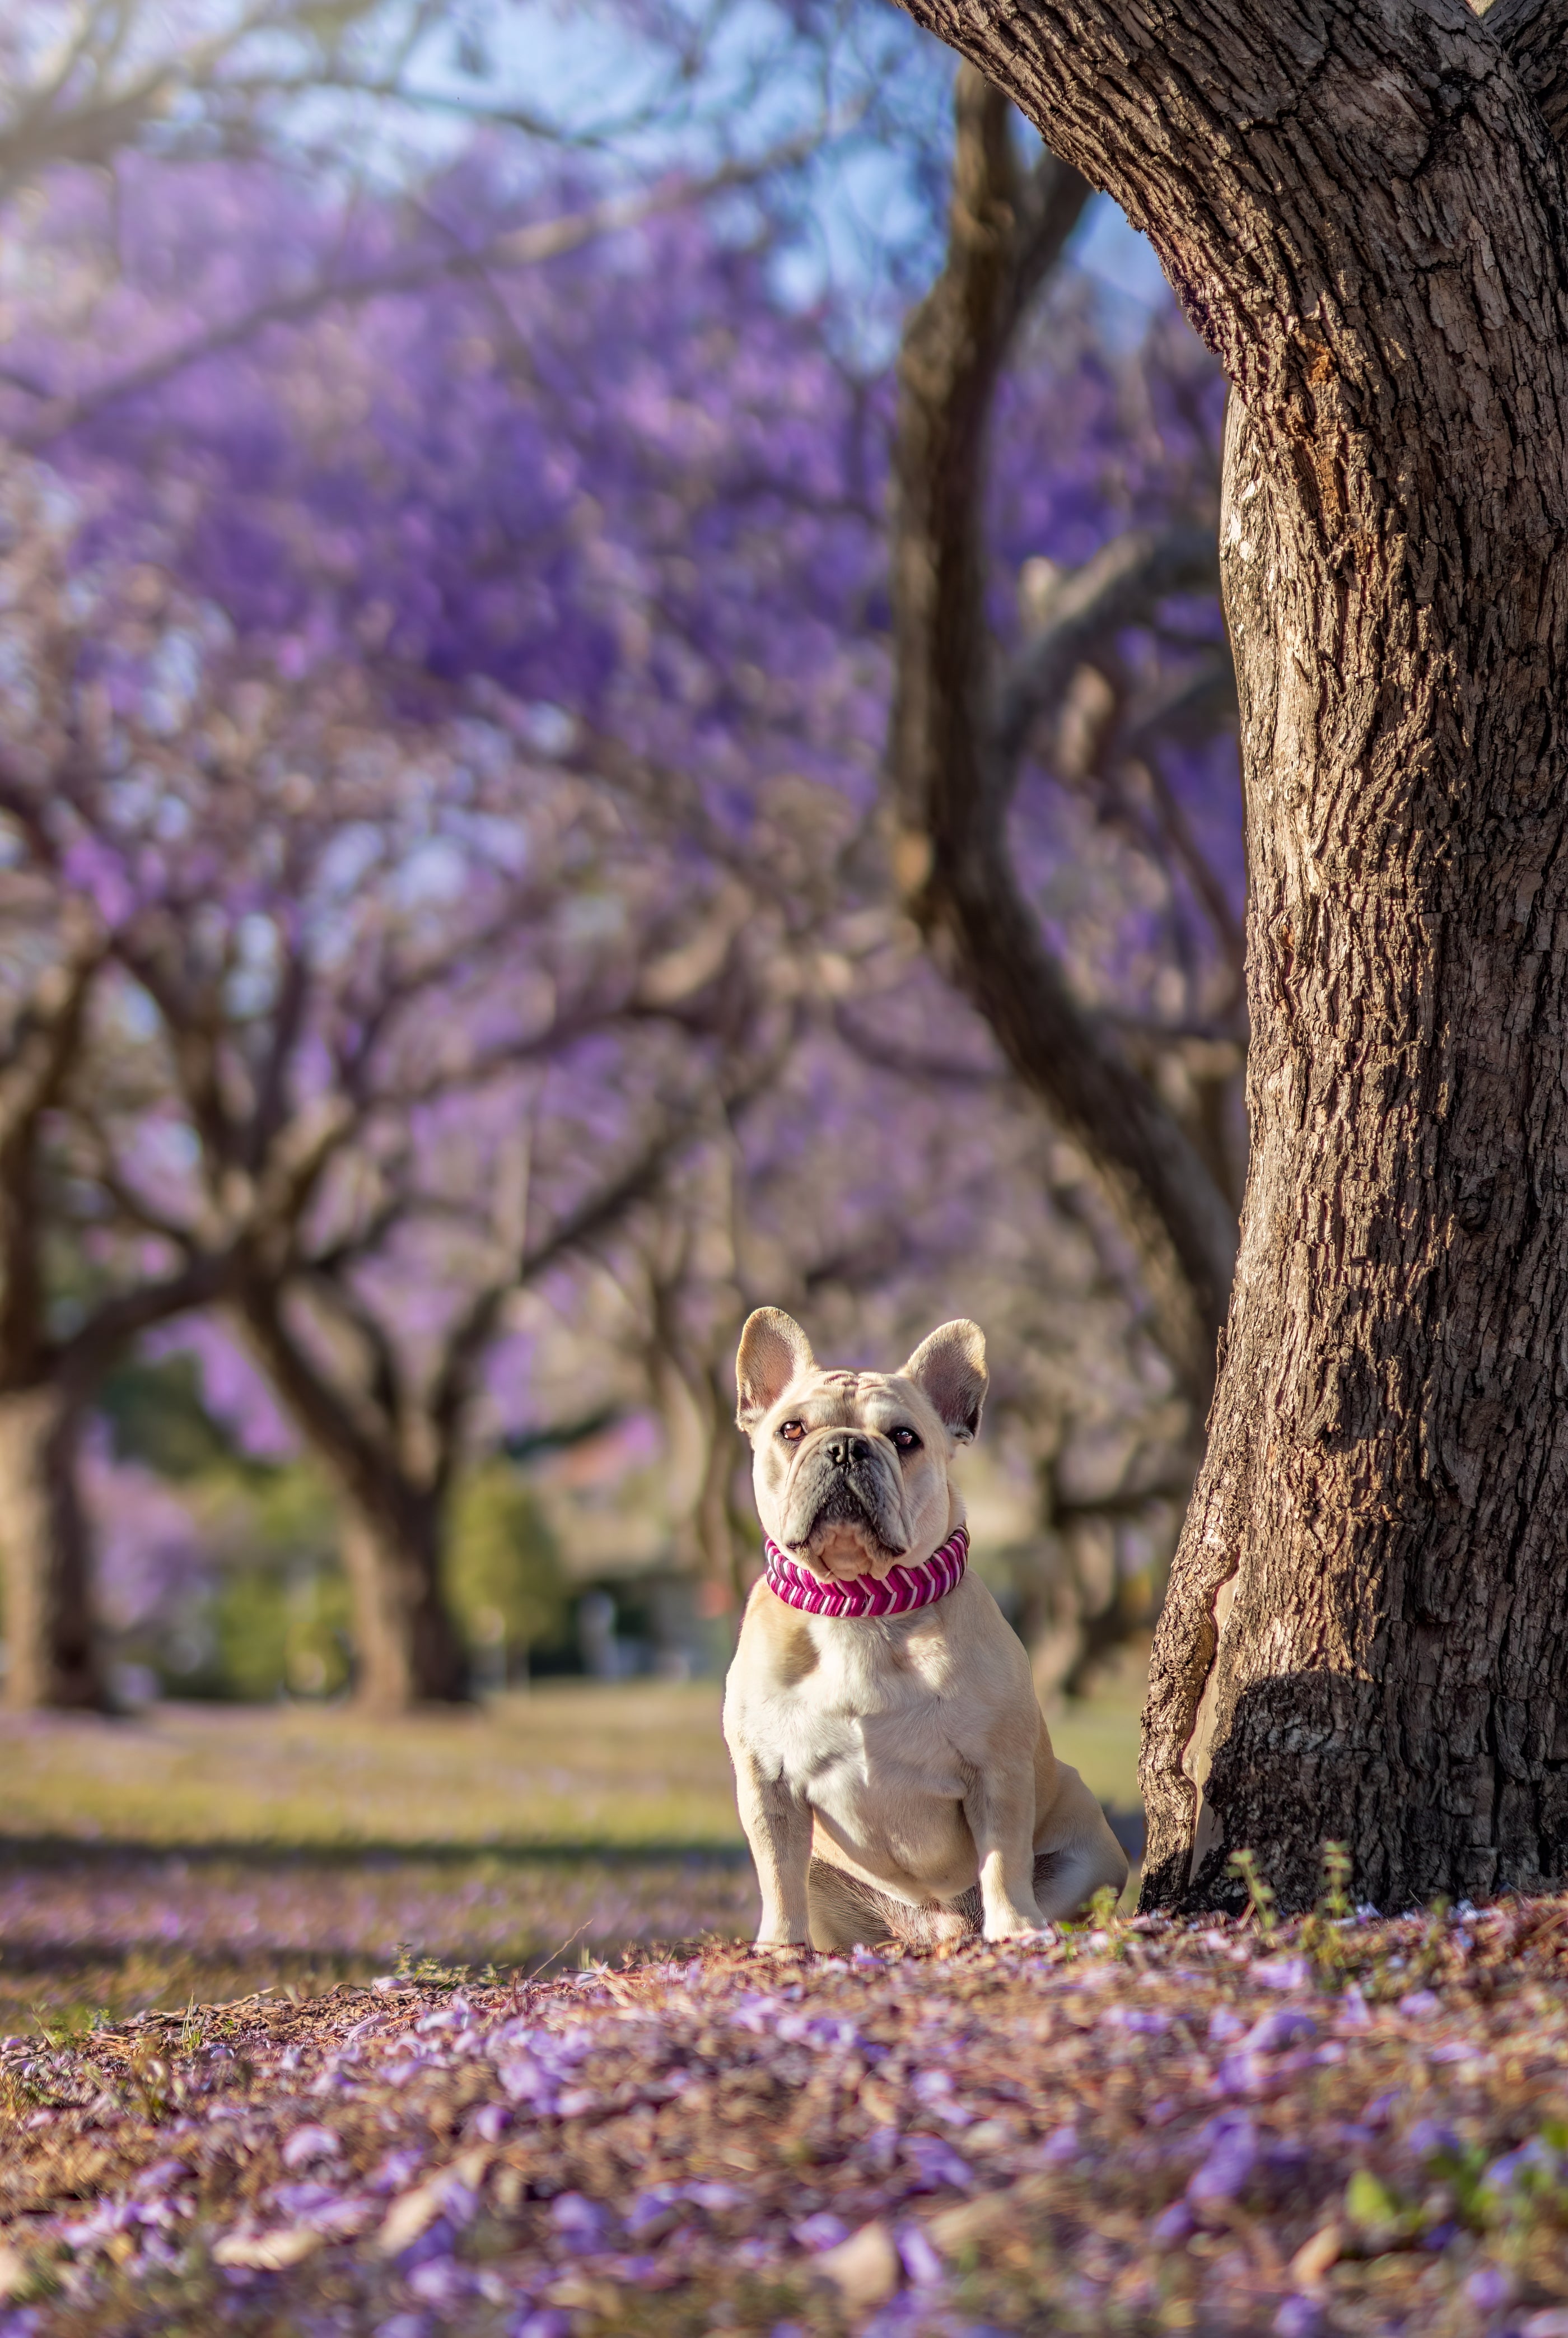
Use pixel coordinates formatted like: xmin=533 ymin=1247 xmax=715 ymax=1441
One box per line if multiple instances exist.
xmin=825 ymin=1436 xmax=871 ymax=1468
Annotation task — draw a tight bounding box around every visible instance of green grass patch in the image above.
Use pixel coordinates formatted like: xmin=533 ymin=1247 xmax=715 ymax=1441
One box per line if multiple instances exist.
xmin=0 ymin=1671 xmax=1146 ymax=2033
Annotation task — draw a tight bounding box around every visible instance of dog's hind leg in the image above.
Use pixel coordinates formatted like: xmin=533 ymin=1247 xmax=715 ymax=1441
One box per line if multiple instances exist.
xmin=1032 ymin=1838 xmax=1127 ymax=1922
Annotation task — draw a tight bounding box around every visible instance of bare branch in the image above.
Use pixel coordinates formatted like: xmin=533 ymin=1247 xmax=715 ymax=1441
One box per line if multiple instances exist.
xmin=425 ymin=1116 xmax=692 ymax=1488
xmin=887 ymin=64 xmax=1236 ymax=1400
xmin=56 ymin=1246 xmax=234 ymax=1395
xmin=992 ymin=526 xmax=1219 ymax=776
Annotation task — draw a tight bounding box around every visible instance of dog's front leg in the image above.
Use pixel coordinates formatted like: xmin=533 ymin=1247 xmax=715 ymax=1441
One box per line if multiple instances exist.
xmin=963 ymin=1770 xmax=1048 ymax=1941
xmin=732 ymin=1744 xmax=813 ymax=1946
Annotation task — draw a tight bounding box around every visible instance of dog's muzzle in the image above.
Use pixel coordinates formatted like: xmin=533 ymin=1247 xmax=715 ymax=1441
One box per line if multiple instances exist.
xmin=781 ymin=1433 xmax=908 ymax=1559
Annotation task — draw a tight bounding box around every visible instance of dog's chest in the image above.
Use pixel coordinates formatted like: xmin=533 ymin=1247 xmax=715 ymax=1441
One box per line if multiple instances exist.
xmin=764 ymin=1623 xmax=968 ymax=1801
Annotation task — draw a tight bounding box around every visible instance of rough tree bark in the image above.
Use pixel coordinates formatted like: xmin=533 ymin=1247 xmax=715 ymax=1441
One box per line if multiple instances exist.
xmin=892 ymin=0 xmax=1568 ymax=1909
xmin=337 ymin=1498 xmax=457 ymax=1717
xmin=0 ymin=1386 xmax=95 ymax=1710
xmin=0 ymin=1251 xmax=239 ymax=1714
xmin=235 ymin=1278 xmax=469 ymax=1714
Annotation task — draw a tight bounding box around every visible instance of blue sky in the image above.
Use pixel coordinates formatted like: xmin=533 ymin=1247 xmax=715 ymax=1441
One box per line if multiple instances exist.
xmin=377 ymin=0 xmax=1174 ymax=341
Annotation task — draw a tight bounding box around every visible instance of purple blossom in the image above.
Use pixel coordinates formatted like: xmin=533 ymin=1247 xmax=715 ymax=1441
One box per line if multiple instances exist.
xmin=861 ymin=2298 xmax=926 ymax=2338
xmin=1105 ymin=2006 xmax=1172 ymax=2035
xmin=625 ymin=2185 xmax=686 ymax=2238
xmin=407 ymin=2258 xmax=477 ymax=2306
xmin=132 ymin=2159 xmax=190 ymax=2193
xmin=1151 ymin=2200 xmax=1196 ymax=2246
xmin=1464 ymin=2264 xmax=1515 ymax=2311
xmin=549 ymin=2192 xmax=610 ymax=2253
xmin=1483 ymin=2139 xmax=1562 ymax=2193
xmin=1252 ymin=1957 xmax=1312 ymax=1992
xmin=497 ymin=2056 xmax=560 ymax=2112
xmin=1186 ymin=2113 xmax=1258 ymax=2210
xmin=370 ymin=2149 xmax=426 ymax=2193
xmin=281 ymin=2122 xmax=342 ymax=2169
xmin=794 ymin=2213 xmax=851 ymax=2251
xmin=776 ymin=2013 xmax=863 ymax=2050
xmin=268 ymin=2182 xmax=341 ymax=2220
xmin=726 ymin=1993 xmax=784 ymax=2035
xmin=395 ymin=2216 xmax=457 ymax=2273
xmin=912 ymin=2067 xmax=973 ymax=2125
xmin=859 ymin=2125 xmax=903 ymax=2174
xmin=684 ymin=2183 xmax=746 ymax=2212
xmin=434 ymin=2177 xmax=479 ymax=2230
xmin=901 ymin=2135 xmax=974 ymax=2192
xmin=1406 ymin=2118 xmax=1461 ymax=2162
xmin=1212 ymin=2050 xmax=1268 ymax=2098
xmin=1243 ymin=2009 xmax=1318 ymax=2055
xmin=895 ymin=2223 xmax=945 ymax=2287
xmin=1273 ymin=2299 xmax=1326 ymax=2337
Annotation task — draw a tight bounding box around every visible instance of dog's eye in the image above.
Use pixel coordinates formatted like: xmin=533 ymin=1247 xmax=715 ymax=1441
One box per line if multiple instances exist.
xmin=778 ymin=1419 xmax=806 ymax=1444
xmin=890 ymin=1426 xmax=922 ymax=1455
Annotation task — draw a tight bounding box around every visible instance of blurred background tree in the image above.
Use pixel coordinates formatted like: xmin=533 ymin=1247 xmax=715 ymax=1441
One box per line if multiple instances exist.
xmin=445 ymin=1462 xmax=565 ymax=1689
xmin=0 ymin=0 xmax=1242 ymax=1719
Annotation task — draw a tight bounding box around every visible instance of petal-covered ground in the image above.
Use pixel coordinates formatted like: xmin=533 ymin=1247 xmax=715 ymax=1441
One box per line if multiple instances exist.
xmin=7 ymin=1900 xmax=1568 ymax=2337
xmin=0 ymin=1845 xmax=760 ymax=2033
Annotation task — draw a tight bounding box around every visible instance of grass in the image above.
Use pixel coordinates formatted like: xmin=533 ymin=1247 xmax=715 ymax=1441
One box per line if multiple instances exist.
xmin=0 ymin=1675 xmax=1146 ymax=2037
xmin=1042 ymin=1643 xmax=1145 ymax=1810
xmin=0 ymin=1682 xmax=744 ymax=1854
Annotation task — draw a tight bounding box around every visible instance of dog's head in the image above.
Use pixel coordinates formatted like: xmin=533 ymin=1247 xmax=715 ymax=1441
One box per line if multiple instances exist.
xmin=735 ymin=1309 xmax=988 ymax=1582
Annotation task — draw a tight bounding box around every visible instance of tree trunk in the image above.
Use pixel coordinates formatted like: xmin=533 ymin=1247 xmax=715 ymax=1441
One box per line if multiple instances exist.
xmin=235 ymin=1288 xmax=468 ymax=1714
xmin=1144 ymin=359 xmax=1568 ymax=1913
xmin=0 ymin=1385 xmax=102 ymax=1711
xmin=337 ymin=1485 xmax=466 ymax=1715
xmin=890 ymin=0 xmax=1568 ymax=1908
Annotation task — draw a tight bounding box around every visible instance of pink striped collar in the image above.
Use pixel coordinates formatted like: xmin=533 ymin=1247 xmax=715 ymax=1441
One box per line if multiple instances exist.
xmin=762 ymin=1523 xmax=968 ymax=1618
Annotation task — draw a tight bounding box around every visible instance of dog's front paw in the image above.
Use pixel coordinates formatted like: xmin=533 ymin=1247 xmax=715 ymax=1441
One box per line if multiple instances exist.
xmin=982 ymin=1916 xmax=1058 ymax=1946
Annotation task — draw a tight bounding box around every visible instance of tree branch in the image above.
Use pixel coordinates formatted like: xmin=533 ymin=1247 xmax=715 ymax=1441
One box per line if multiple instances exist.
xmin=56 ymin=1247 xmax=234 ymax=1396
xmin=993 ymin=526 xmax=1219 ymax=774
xmin=424 ymin=1118 xmax=690 ymax=1492
xmin=888 ymin=64 xmax=1236 ymax=1401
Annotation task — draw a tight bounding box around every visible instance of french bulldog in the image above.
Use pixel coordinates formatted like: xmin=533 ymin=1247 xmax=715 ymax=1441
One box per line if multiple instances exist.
xmin=723 ymin=1307 xmax=1129 ymax=1949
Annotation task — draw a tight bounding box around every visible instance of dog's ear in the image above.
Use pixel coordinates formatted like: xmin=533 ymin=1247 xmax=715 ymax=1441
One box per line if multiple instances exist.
xmin=736 ymin=1307 xmax=816 ymax=1433
xmin=900 ymin=1319 xmax=988 ymax=1444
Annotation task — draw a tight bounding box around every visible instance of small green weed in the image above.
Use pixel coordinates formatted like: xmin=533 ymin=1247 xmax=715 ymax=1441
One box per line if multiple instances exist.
xmin=391 ymin=1944 xmax=474 ymax=1991
xmin=1226 ymin=1847 xmax=1278 ymax=1939
xmin=1300 ymin=1841 xmax=1354 ymax=1985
